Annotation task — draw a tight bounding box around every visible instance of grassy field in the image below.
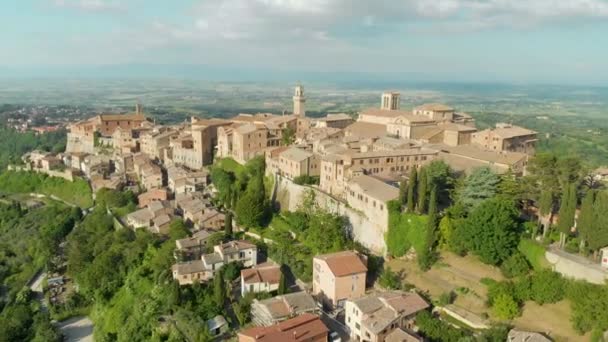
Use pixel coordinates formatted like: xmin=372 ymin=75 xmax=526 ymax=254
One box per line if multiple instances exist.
xmin=387 ymin=252 xmax=585 ymax=341
xmin=518 ymin=239 xmax=550 ymax=270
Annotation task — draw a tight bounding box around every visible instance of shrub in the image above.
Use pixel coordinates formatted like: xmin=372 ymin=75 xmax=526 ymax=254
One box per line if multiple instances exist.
xmin=492 ymin=293 xmax=520 ymax=320
xmin=500 ymin=252 xmax=531 ymax=278
xmin=530 ymin=269 xmax=565 ymax=304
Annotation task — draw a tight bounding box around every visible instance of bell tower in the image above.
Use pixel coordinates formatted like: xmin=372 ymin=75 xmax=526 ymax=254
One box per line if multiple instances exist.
xmin=293 ymin=84 xmax=306 ymax=116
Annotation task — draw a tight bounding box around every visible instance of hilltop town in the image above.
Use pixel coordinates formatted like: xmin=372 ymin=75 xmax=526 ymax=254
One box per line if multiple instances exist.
xmin=3 ymin=85 xmax=608 ymax=342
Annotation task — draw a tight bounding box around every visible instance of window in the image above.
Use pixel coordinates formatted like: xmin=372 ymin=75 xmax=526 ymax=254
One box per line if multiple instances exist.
xmin=355 ymin=323 xmax=360 ymax=330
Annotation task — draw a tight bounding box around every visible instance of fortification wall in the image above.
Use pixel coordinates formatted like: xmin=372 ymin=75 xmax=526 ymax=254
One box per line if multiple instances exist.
xmin=275 ymin=176 xmax=387 ymax=255
xmin=545 ymin=249 xmax=608 ymax=285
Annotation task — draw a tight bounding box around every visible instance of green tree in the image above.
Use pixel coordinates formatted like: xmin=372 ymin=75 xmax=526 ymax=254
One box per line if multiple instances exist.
xmin=557 ymin=183 xmax=577 ymax=248
xmin=278 ymin=268 xmax=288 ymax=295
xmin=457 ymin=167 xmax=500 ymax=211
xmin=538 ymin=189 xmax=554 ymax=237
xmin=419 ymin=186 xmax=438 ymax=271
xmin=425 ymin=160 xmax=453 ymax=204
xmin=378 ymin=267 xmax=401 ymax=290
xmin=224 ymin=212 xmax=233 ymax=237
xmin=213 ymin=268 xmax=225 ymax=308
xmin=492 ymin=293 xmax=520 ymax=320
xmin=407 ymin=167 xmax=417 ymax=212
xmin=498 ymin=169 xmax=523 ymax=202
xmin=281 ymin=127 xmax=296 ymax=145
xmin=459 ymin=197 xmax=520 ymax=265
xmin=577 ymin=190 xmax=595 ymax=252
xmin=235 ymin=173 xmax=268 ymax=227
xmin=530 ymin=270 xmax=565 ymax=304
xmin=500 ymin=252 xmax=531 ymax=278
xmin=589 ymin=191 xmax=608 ymax=254
xmin=399 ymin=179 xmax=408 ymax=206
xmin=417 ymin=167 xmax=428 ymax=213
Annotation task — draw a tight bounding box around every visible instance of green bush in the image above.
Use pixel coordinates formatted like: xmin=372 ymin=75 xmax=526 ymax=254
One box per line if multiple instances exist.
xmin=386 ymin=201 xmax=429 ymax=257
xmin=500 ymin=252 xmax=531 ymax=278
xmin=293 ymin=175 xmax=320 ymax=185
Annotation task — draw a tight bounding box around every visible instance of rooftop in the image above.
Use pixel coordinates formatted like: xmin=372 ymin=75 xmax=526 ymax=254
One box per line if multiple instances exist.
xmin=98 ymin=113 xmax=146 ymax=121
xmin=314 ymin=251 xmax=367 ymax=277
xmin=280 ymin=147 xmax=313 ymax=162
xmin=414 ymin=103 xmax=454 ymax=112
xmin=242 ymin=262 xmax=282 ymax=285
xmin=255 ymin=292 xmax=317 ymax=319
xmin=172 ymin=260 xmax=205 ymax=275
xmin=344 ymin=121 xmax=387 ymax=139
xmin=348 ymin=175 xmax=400 ymax=202
xmin=238 ymin=313 xmax=328 ymax=342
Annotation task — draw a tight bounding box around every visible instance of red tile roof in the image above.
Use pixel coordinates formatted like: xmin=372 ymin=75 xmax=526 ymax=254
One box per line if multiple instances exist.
xmin=238 ymin=313 xmax=328 ymax=342
xmin=315 ymin=251 xmax=367 ymax=277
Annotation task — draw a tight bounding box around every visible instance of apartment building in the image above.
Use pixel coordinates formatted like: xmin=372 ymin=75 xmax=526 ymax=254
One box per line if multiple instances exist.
xmin=217 ymin=115 xmax=302 ymax=165
xmin=140 ymin=127 xmax=178 ymax=160
xmin=313 ymin=251 xmax=367 ymax=309
xmin=172 ymin=240 xmax=258 ymax=285
xmin=97 ymin=113 xmax=147 ymax=137
xmin=345 ymin=291 xmax=429 ymax=342
xmin=418 ymin=122 xmax=478 ymax=146
xmin=170 ymin=118 xmax=231 ymax=170
xmin=276 ymin=147 xmax=320 ymax=179
xmin=320 ymin=148 xmax=438 ymax=198
xmin=430 ymin=143 xmax=529 ymax=175
xmin=316 ymin=113 xmax=354 ymax=129
xmin=412 ymin=103 xmax=455 ymax=121
xmin=66 ymin=118 xmax=96 ymax=154
xmin=347 ymin=175 xmax=399 ymax=225
xmin=472 ymin=123 xmax=538 ymax=155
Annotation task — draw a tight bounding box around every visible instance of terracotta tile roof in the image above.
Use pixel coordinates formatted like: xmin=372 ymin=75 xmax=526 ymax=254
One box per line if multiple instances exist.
xmin=99 ymin=113 xmax=146 ymax=121
xmin=344 ymin=121 xmax=387 ymax=138
xmin=315 ymin=251 xmax=367 ymax=277
xmin=241 ymin=262 xmax=282 ymax=285
xmin=385 ymin=328 xmax=423 ymax=342
xmin=238 ymin=313 xmax=328 ymax=342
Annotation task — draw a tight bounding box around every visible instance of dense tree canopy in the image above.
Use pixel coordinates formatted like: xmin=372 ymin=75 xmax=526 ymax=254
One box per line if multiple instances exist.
xmin=457 ymin=197 xmax=520 ymax=265
xmin=456 ymin=167 xmax=500 ymax=211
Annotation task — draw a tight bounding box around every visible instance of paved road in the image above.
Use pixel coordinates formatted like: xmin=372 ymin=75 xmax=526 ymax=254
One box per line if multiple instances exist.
xmin=57 ymin=316 xmax=94 ymax=342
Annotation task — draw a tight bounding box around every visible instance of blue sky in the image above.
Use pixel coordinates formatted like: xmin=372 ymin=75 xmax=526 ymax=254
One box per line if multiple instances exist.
xmin=1 ymin=0 xmax=608 ymax=84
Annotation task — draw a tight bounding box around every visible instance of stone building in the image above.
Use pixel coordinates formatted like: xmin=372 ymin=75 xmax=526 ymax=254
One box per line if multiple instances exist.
xmin=472 ymin=123 xmax=538 ymax=155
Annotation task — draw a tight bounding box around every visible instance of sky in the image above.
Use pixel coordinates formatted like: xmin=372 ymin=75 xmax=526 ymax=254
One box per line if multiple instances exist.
xmin=1 ymin=0 xmax=608 ymax=85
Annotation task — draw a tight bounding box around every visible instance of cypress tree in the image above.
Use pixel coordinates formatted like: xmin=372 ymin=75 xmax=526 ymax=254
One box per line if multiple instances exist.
xmin=407 ymin=167 xmax=417 ymax=212
xmin=589 ymin=191 xmax=608 ymax=255
xmin=419 ymin=186 xmax=438 ymax=270
xmin=278 ymin=267 xmax=288 ymax=295
xmin=577 ymin=191 xmax=595 ymax=253
xmin=427 ymin=186 xmax=438 ymax=248
xmin=539 ymin=189 xmax=553 ymax=218
xmin=399 ymin=180 xmax=408 ymax=206
xmin=224 ymin=212 xmax=233 ymax=237
xmin=417 ymin=167 xmax=428 ymax=214
xmin=557 ymin=183 xmax=577 ymax=248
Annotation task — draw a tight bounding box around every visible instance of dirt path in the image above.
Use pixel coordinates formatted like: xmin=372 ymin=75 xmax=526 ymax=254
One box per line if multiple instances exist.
xmin=57 ymin=316 xmax=94 ymax=342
